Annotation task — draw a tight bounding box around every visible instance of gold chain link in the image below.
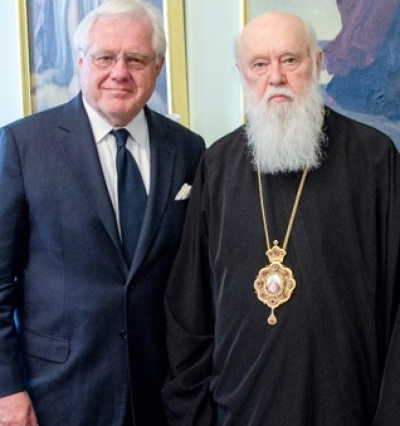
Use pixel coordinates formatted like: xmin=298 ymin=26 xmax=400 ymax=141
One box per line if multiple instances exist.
xmin=257 ymin=167 xmax=309 ymax=251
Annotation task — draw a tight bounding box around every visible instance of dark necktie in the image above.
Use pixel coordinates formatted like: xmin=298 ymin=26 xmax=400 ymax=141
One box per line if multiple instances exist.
xmin=111 ymin=128 xmax=147 ymax=265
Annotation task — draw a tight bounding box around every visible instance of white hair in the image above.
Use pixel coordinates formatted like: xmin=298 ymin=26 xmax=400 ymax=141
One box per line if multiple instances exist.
xmin=73 ymin=0 xmax=166 ymax=58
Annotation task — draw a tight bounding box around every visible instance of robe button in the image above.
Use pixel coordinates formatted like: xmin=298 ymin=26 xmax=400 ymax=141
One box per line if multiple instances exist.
xmin=119 ymin=328 xmax=127 ymax=339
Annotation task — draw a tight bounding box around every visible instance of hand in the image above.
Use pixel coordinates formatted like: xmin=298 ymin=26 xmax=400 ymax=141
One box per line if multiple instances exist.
xmin=0 ymin=391 xmax=38 ymax=426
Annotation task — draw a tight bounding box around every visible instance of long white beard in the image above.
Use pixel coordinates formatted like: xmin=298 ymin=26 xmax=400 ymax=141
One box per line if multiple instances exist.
xmin=244 ymin=78 xmax=325 ymax=174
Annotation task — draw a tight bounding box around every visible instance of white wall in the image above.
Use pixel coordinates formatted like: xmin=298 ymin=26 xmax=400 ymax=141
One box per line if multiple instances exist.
xmin=0 ymin=2 xmax=24 ymax=127
xmin=185 ymin=0 xmax=243 ymax=145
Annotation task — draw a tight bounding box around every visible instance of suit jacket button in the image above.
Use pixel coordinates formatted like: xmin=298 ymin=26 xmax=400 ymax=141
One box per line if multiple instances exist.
xmin=119 ymin=328 xmax=127 ymax=339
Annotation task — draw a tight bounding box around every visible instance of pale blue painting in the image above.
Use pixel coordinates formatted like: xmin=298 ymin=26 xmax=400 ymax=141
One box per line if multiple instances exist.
xmin=246 ymin=0 xmax=400 ymax=150
xmin=28 ymin=0 xmax=168 ymax=114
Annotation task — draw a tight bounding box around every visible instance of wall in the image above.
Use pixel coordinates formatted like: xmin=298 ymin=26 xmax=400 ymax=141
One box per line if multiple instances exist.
xmin=184 ymin=0 xmax=243 ymax=145
xmin=0 ymin=2 xmax=24 ymax=127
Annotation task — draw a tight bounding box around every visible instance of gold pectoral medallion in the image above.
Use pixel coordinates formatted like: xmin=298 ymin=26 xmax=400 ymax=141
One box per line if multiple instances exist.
xmin=256 ymin=168 xmax=308 ymax=326
xmin=254 ymin=241 xmax=296 ymax=325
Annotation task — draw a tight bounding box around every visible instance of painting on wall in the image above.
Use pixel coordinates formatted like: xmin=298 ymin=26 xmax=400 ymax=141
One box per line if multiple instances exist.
xmin=18 ymin=0 xmax=189 ymax=125
xmin=245 ymin=0 xmax=400 ymax=149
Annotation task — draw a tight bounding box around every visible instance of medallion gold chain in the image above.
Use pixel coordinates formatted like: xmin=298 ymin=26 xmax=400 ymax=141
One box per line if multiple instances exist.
xmin=257 ymin=167 xmax=309 ymax=251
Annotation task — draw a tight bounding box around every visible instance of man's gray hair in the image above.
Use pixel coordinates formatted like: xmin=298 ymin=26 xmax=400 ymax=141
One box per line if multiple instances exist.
xmin=74 ymin=0 xmax=167 ymax=57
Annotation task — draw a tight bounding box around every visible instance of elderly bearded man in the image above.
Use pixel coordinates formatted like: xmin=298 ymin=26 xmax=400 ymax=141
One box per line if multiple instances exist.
xmin=162 ymin=11 xmax=400 ymax=426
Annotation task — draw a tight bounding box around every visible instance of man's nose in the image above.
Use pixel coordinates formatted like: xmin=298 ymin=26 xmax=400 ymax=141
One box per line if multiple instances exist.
xmin=268 ymin=63 xmax=286 ymax=86
xmin=110 ymin=57 xmax=131 ymax=78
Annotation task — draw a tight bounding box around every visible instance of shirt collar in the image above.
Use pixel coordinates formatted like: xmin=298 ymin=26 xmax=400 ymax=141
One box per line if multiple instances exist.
xmin=82 ymin=97 xmax=148 ymax=148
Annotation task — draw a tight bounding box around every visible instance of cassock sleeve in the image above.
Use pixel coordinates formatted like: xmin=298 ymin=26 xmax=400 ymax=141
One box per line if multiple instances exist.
xmin=373 ymin=309 xmax=400 ymax=426
xmin=163 ymin=158 xmax=217 ymax=425
xmin=372 ymin=143 xmax=400 ymax=425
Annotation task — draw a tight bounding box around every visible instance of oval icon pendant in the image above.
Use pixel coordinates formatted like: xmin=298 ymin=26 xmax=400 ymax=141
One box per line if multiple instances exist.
xmin=254 ymin=243 xmax=296 ymax=325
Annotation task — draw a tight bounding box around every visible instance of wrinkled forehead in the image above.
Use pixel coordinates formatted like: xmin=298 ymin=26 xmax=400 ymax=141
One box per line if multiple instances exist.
xmin=239 ymin=13 xmax=310 ymax=59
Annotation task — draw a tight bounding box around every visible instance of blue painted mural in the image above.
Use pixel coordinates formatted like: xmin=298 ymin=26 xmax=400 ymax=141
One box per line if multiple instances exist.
xmin=323 ymin=0 xmax=400 ymax=149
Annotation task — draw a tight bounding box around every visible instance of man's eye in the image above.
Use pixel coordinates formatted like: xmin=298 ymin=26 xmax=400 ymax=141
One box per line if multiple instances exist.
xmin=127 ymin=56 xmax=144 ymax=65
xmin=96 ymin=55 xmax=113 ymax=63
xmin=281 ymin=57 xmax=301 ymax=69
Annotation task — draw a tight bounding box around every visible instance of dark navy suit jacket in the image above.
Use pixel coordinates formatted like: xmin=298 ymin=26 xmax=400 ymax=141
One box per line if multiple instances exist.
xmin=0 ymin=94 xmax=205 ymax=425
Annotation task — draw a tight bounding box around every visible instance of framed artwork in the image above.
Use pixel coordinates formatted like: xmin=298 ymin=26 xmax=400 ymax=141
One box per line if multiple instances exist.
xmin=244 ymin=0 xmax=400 ymax=149
xmin=17 ymin=0 xmax=189 ymax=126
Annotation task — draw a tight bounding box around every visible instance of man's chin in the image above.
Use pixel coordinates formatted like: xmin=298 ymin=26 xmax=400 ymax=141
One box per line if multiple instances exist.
xmin=99 ymin=106 xmax=139 ymax=127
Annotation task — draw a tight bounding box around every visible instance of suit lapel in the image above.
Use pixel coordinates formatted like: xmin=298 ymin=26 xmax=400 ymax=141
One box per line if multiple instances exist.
xmin=56 ymin=95 xmax=124 ymax=262
xmin=55 ymin=98 xmax=176 ymax=275
xmin=129 ymin=108 xmax=176 ymax=275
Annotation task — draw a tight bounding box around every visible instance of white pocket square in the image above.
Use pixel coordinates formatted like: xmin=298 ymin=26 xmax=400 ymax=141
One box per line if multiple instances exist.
xmin=175 ymin=183 xmax=192 ymax=200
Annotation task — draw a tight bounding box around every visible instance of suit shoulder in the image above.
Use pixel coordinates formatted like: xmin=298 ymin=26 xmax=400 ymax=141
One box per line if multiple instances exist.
xmin=2 ymin=103 xmax=66 ymax=135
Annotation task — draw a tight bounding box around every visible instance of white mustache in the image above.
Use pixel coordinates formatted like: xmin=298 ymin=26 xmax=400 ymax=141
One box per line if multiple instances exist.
xmin=264 ymin=87 xmax=295 ymax=102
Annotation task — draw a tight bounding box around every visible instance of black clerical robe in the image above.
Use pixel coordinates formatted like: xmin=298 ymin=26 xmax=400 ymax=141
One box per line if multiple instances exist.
xmin=163 ymin=108 xmax=400 ymax=426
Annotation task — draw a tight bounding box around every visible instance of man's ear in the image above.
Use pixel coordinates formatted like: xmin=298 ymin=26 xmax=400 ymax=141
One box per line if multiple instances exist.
xmin=155 ymin=56 xmax=166 ymax=77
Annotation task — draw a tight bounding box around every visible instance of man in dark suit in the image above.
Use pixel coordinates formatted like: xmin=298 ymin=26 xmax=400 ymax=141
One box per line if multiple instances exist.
xmin=0 ymin=1 xmax=204 ymax=425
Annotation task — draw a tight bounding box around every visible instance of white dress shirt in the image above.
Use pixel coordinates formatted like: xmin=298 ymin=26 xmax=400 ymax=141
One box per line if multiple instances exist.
xmin=83 ymin=98 xmax=151 ymax=233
